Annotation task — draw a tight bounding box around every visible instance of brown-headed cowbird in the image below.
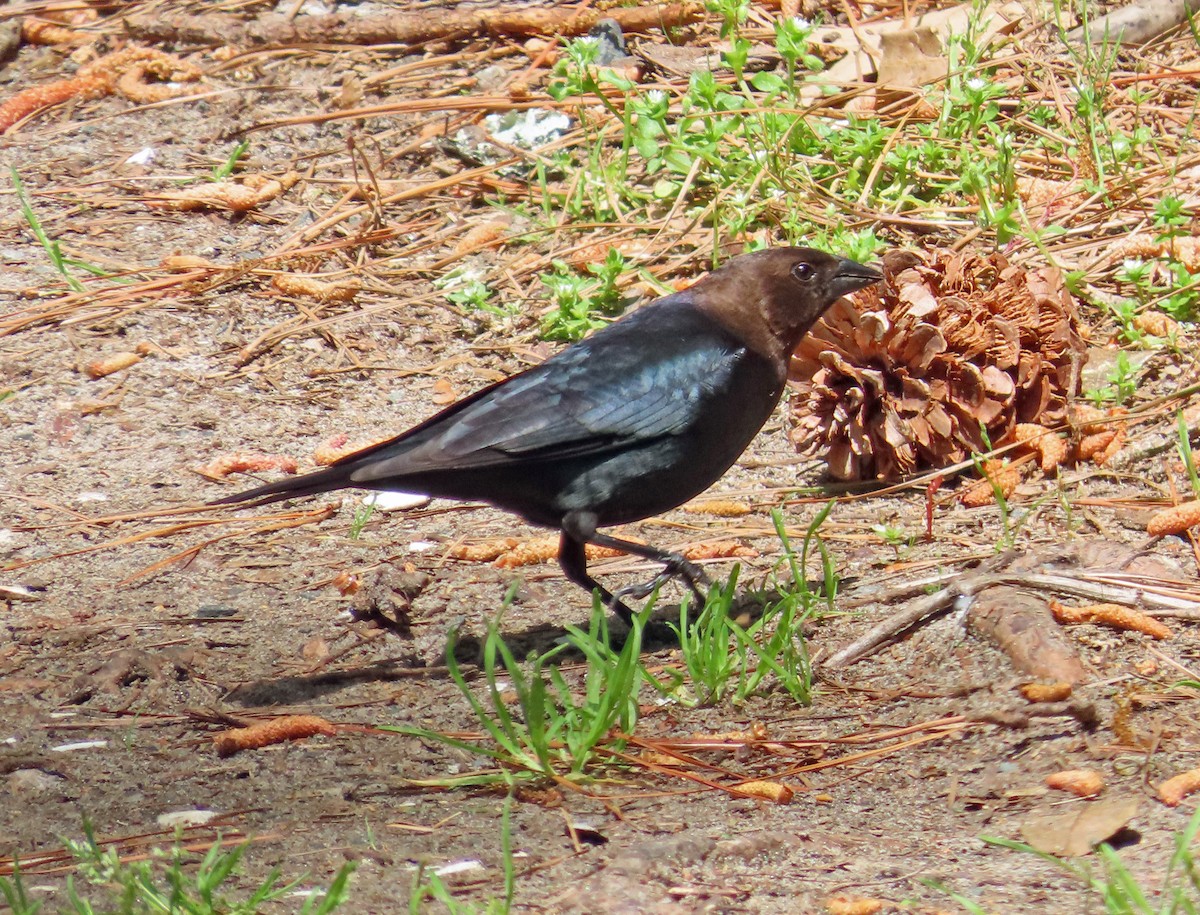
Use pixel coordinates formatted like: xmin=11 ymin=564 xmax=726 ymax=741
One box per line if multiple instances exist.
xmin=213 ymin=247 xmax=881 ymax=621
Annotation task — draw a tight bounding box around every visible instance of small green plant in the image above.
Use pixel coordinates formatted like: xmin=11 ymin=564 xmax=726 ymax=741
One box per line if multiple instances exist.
xmin=539 ymin=248 xmax=629 ymax=341
xmin=968 ymin=427 xmax=1024 ymax=551
xmin=1153 ymin=193 xmax=1192 ymax=235
xmin=434 ymin=268 xmax=514 ymax=318
xmin=1114 ymin=235 xmax=1200 ymax=325
xmin=872 ymin=522 xmax=915 ymax=559
xmin=1085 ymin=351 xmax=1139 ymax=406
xmin=12 ymin=168 xmax=87 ymax=293
xmin=387 ymin=590 xmax=646 ymax=782
xmin=1176 ymin=411 xmax=1200 ymax=499
xmin=212 ymin=140 xmax=250 ymax=180
xmin=0 ymin=862 xmax=40 ymax=915
xmin=348 ymin=501 xmax=376 ymax=540
xmin=546 ymin=34 xmax=633 ymax=115
xmin=2 ymin=821 xmax=355 ymax=914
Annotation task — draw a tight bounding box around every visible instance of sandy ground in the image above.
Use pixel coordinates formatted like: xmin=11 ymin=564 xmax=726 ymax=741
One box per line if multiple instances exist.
xmin=2 ymin=4 xmax=1199 ymax=913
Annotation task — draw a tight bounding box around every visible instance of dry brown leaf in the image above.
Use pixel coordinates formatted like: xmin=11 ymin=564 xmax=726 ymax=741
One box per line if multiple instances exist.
xmin=1019 ymin=796 xmax=1139 ymax=856
xmin=213 ymin=715 xmax=336 ymax=757
xmin=791 ymin=248 xmax=1085 ymax=480
xmin=1159 ymin=768 xmax=1200 ymax=806
xmin=1046 ymin=769 xmax=1105 ymax=797
xmin=1050 ymin=600 xmax=1173 ymax=640
xmin=197 ymin=452 xmax=299 ymax=481
xmin=1147 ymin=501 xmax=1200 ymax=537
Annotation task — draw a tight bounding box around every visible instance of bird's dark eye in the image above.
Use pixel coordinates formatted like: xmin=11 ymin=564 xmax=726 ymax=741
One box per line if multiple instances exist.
xmin=791 ymin=262 xmax=815 ymax=282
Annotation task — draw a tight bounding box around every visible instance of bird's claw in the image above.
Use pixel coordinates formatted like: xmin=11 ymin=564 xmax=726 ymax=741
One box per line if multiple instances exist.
xmin=613 ymin=556 xmax=711 ymax=606
xmin=613 ymin=575 xmax=670 ymax=603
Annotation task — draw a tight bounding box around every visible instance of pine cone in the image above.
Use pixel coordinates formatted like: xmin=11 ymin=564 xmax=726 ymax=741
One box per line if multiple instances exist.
xmin=789 ymin=248 xmax=1087 ymax=481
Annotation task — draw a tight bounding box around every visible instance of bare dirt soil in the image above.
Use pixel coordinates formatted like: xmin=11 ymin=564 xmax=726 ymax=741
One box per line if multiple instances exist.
xmin=2 ymin=3 xmax=1199 ymax=913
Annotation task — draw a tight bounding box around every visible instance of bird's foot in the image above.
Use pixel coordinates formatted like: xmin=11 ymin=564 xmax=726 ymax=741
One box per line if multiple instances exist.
xmin=613 ymin=573 xmax=673 ymax=604
xmin=663 ymin=556 xmax=710 ymax=606
xmin=614 ymin=556 xmax=710 ymax=607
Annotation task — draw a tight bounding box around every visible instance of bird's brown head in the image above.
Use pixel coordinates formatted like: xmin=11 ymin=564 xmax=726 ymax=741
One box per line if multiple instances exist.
xmin=691 ymin=247 xmax=882 ymax=364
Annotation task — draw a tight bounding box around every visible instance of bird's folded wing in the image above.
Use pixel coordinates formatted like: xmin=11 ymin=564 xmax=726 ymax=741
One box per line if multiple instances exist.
xmin=349 ymin=338 xmax=741 ymax=481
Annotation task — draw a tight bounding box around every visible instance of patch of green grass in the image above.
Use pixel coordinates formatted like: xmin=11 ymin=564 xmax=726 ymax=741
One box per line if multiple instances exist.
xmin=541 ymin=0 xmax=1040 ymax=252
xmin=654 ymin=507 xmax=826 ymax=706
xmin=872 ymin=521 xmax=916 ymax=560
xmin=0 ymin=821 xmax=355 ymax=915
xmin=1115 ymin=254 xmax=1200 ymax=326
xmin=393 ymin=507 xmax=832 ymax=779
xmin=385 ymin=588 xmax=646 ymax=783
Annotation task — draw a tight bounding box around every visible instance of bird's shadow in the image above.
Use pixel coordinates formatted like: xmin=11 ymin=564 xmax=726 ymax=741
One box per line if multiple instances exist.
xmin=448 ymin=607 xmax=683 ymax=666
xmin=222 ymin=590 xmax=779 ymax=707
xmin=449 ymin=587 xmax=777 ymax=665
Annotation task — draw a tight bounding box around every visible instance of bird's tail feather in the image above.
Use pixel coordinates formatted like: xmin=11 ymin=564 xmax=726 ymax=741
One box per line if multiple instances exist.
xmin=208 ymin=465 xmax=358 ymax=508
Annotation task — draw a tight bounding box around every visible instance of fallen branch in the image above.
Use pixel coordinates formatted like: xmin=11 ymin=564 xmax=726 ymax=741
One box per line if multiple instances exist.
xmin=123 ymin=3 xmax=704 ymax=49
xmin=821 ymin=550 xmax=1200 ymax=670
xmin=1067 ymin=0 xmax=1200 ymax=45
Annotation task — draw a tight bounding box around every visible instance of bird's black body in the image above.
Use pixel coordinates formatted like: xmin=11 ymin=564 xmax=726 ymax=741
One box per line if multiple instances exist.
xmin=213 ymin=247 xmax=882 ymax=621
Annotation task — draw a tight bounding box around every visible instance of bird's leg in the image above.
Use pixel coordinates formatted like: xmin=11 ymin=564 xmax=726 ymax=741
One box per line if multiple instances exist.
xmin=561 ymin=511 xmax=710 ymax=611
xmin=557 ymin=530 xmax=635 ymax=625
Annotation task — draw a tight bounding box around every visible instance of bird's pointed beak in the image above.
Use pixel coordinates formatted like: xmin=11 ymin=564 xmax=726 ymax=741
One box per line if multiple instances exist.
xmin=831 ymin=258 xmax=883 ymax=299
